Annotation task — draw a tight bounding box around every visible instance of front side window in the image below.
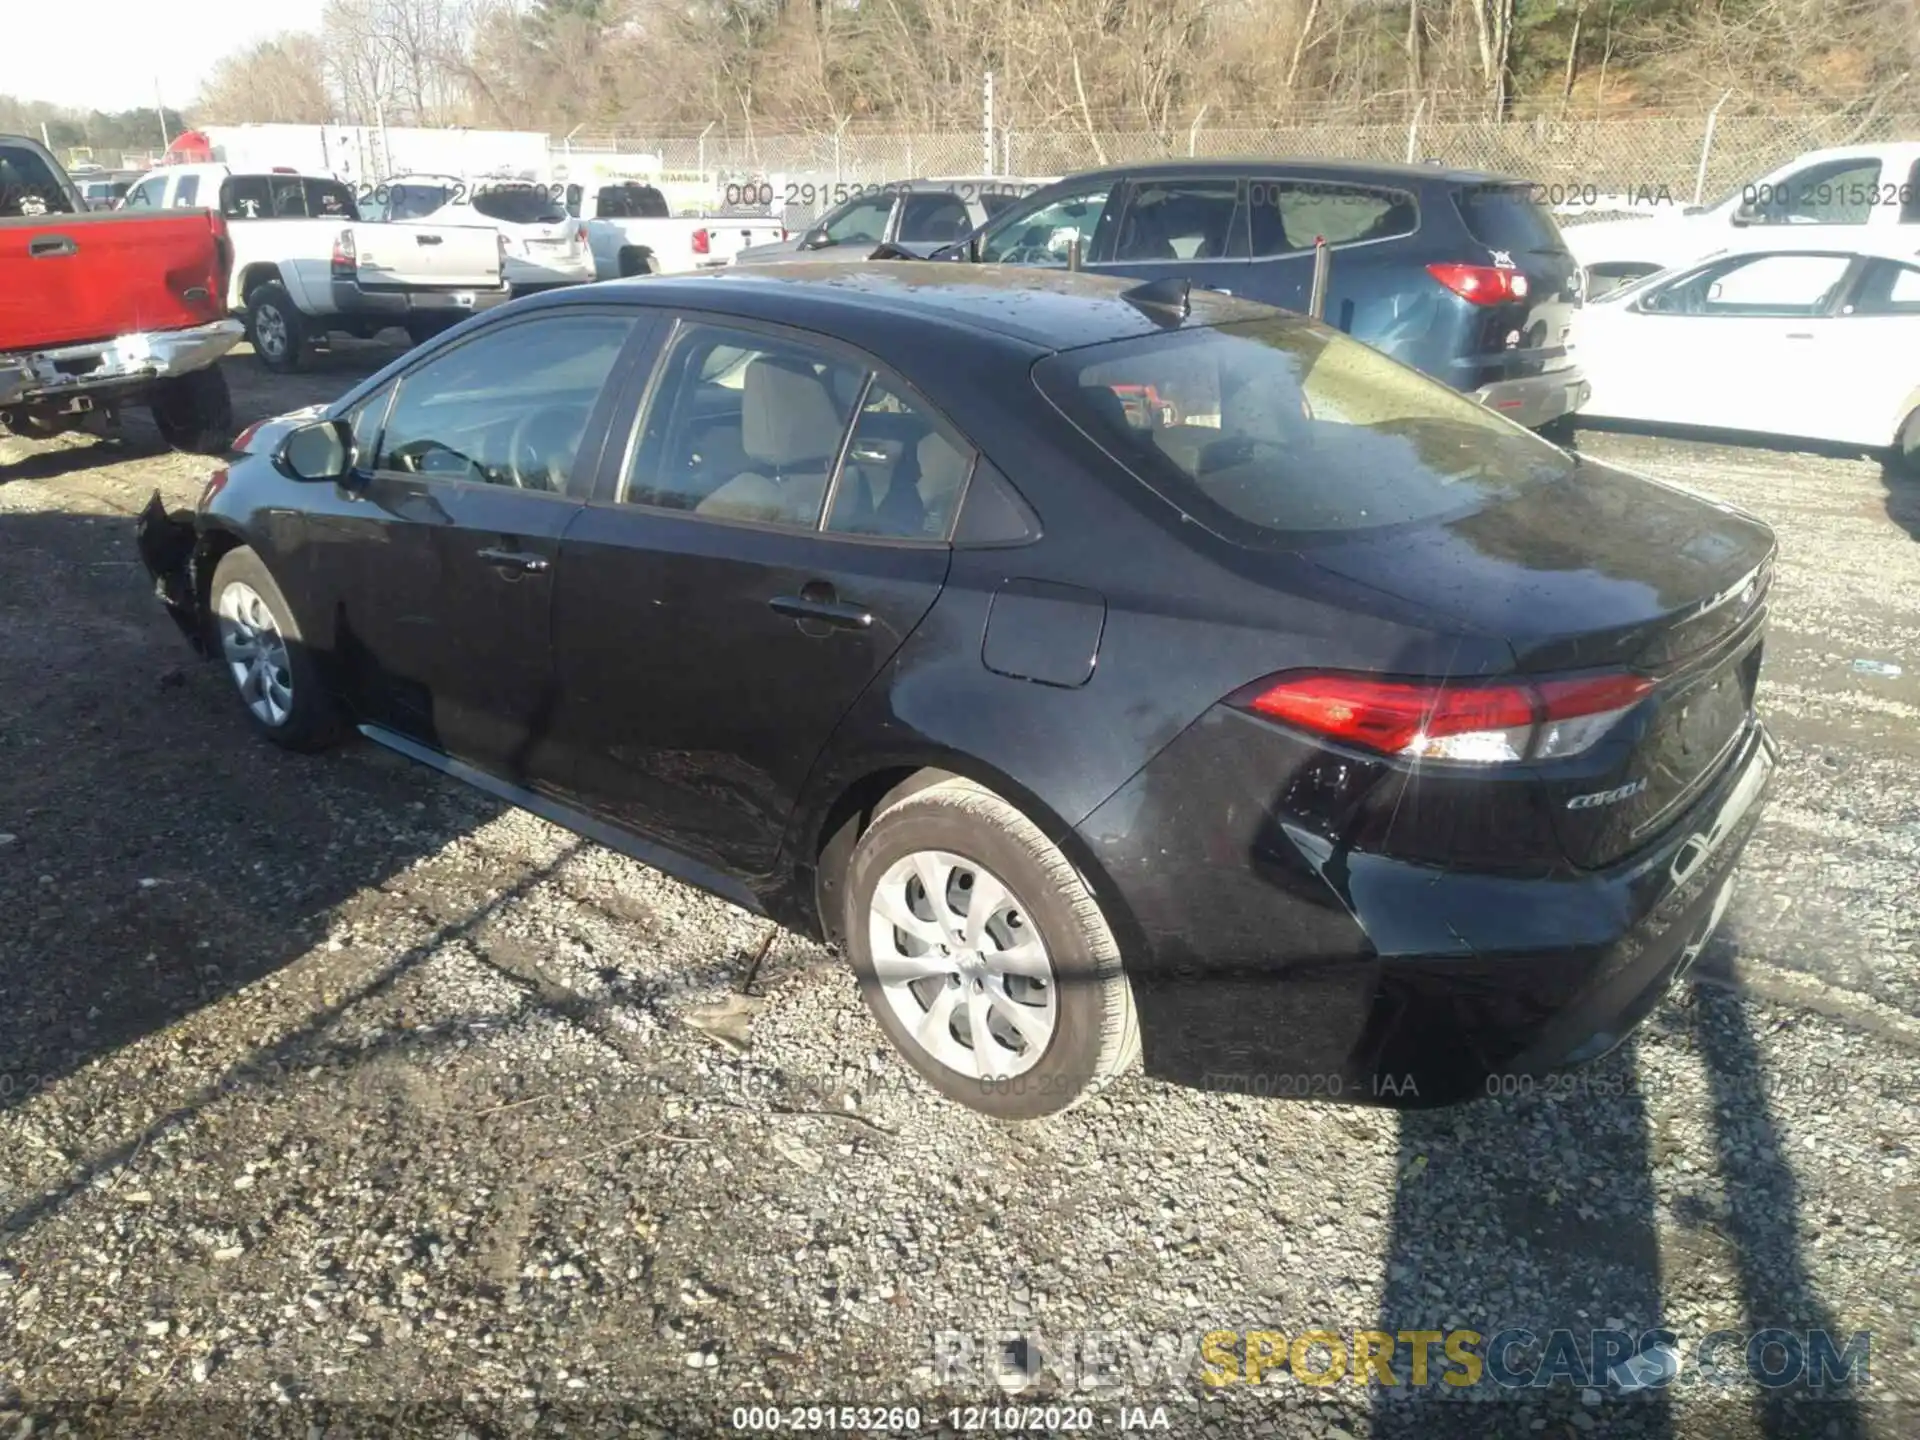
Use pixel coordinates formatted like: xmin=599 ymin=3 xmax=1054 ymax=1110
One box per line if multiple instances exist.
xmin=826 ymin=381 xmax=974 ymax=540
xmin=1110 ymin=179 xmax=1240 ymax=262
xmin=896 ymin=193 xmax=973 ymax=244
xmin=1251 ymin=181 xmax=1417 ymax=257
xmin=979 ymin=180 xmax=1116 ymax=264
xmin=172 ymin=175 xmax=200 ymax=207
xmin=625 ymin=323 xmax=866 ymax=528
xmin=1641 ymin=253 xmax=1853 ymax=316
xmin=122 ymin=176 xmax=163 ymax=210
xmin=820 ymin=197 xmax=893 ymax=246
xmin=375 ymin=315 xmax=634 ymax=491
xmin=1035 ymin=320 xmax=1570 ymax=545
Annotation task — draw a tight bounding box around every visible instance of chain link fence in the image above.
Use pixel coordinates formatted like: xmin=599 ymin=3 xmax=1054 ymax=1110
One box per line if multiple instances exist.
xmin=560 ymin=108 xmax=1920 ymax=224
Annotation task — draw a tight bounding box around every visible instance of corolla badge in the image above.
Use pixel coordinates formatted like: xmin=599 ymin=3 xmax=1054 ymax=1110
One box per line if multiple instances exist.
xmin=1567 ymin=777 xmax=1648 ymax=810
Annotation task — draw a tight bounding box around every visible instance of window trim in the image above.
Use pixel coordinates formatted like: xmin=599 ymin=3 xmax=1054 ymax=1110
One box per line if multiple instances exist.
xmin=1244 ymin=175 xmax=1422 ymax=263
xmin=1838 ymin=256 xmax=1920 ymax=317
xmin=360 ymin=307 xmax=648 ymax=500
xmin=978 ymin=177 xmax=1123 ymax=266
xmin=1096 ymin=175 xmax=1248 ymax=266
xmin=602 ymin=309 xmax=981 ymax=547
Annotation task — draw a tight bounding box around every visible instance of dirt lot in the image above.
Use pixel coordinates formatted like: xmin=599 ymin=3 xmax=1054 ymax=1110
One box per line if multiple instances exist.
xmin=2 ymin=349 xmax=1916 ymax=1440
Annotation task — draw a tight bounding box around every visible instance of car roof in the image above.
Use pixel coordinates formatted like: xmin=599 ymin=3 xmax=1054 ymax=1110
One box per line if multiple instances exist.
xmin=1043 ymin=156 xmax=1523 ymax=188
xmin=528 ymin=261 xmax=1283 ymax=352
xmin=1786 ymin=141 xmax=1920 ymax=168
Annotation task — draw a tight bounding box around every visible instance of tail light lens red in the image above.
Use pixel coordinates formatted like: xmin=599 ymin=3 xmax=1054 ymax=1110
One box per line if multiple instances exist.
xmin=1239 ymin=671 xmax=1653 ymax=764
xmin=1427 ymin=262 xmax=1530 ymax=306
xmin=330 ymin=228 xmax=357 ymax=277
xmin=691 ymin=227 xmax=710 ymax=255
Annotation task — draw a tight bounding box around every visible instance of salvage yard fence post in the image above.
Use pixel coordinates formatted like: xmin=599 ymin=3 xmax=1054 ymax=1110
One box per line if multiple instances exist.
xmin=1694 ymin=90 xmax=1734 ymax=206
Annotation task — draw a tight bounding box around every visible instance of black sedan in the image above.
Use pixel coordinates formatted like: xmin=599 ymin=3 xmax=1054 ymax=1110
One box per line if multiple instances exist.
xmin=138 ymin=264 xmax=1778 ymax=1119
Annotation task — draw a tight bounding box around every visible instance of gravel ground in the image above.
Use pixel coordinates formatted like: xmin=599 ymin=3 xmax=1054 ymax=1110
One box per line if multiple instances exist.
xmin=1 ymin=351 xmax=1915 ymax=1440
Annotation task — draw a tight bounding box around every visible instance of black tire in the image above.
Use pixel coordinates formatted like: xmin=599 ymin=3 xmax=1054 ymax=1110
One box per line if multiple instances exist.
xmin=149 ymin=366 xmax=235 ymax=455
xmin=1538 ymin=413 xmax=1579 ymax=446
xmin=405 ymin=315 xmax=451 ymax=348
xmin=246 ymin=282 xmax=307 ymax=373
xmin=1892 ymin=409 xmax=1920 ymax=479
xmin=843 ymin=777 xmax=1139 ymax=1119
xmin=206 ymin=547 xmax=344 ymax=752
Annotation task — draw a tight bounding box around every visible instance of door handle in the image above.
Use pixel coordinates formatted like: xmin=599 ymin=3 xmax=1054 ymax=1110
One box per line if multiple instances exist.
xmin=416 ymin=233 xmax=444 ymax=245
xmin=29 ymin=235 xmax=77 ymax=258
xmin=1784 ymin=332 xmax=1815 ymax=339
xmin=770 ymin=587 xmax=872 ymax=629
xmin=477 ymin=547 xmax=550 ymax=574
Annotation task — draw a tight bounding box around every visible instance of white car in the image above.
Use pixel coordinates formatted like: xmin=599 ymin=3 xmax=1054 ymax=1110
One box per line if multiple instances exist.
xmin=122 ymin=164 xmax=509 ymax=370
xmin=1565 ymin=142 xmax=1920 ymax=298
xmin=1575 ymin=238 xmax=1920 ymax=469
xmin=378 ymin=175 xmax=597 ymax=293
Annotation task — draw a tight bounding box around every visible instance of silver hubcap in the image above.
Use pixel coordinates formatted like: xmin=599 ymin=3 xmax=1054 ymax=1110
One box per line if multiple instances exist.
xmin=255 ymin=306 xmax=286 ymax=357
xmin=217 ymin=581 xmax=293 ymax=726
xmin=868 ymin=851 xmax=1057 ymax=1080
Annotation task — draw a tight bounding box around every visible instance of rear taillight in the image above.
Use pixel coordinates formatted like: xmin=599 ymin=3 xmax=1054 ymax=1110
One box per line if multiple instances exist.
xmin=575 ymin=224 xmax=588 ymax=251
xmin=1238 ymin=671 xmax=1654 ymax=764
xmin=330 ymin=229 xmax=356 ymax=277
xmin=691 ymin=227 xmax=710 ymax=255
xmin=1427 ymin=262 xmax=1530 ymax=306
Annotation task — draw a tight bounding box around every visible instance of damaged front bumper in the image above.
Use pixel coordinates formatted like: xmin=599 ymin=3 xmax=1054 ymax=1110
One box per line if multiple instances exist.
xmin=136 ymin=490 xmax=212 ymax=654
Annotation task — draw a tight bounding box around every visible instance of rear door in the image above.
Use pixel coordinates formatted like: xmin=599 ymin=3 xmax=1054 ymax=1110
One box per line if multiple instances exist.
xmin=301 ymin=309 xmax=651 ymax=786
xmin=548 ymin=316 xmax=962 ymax=878
xmin=1091 ymin=175 xmax=1246 ymax=292
xmin=1241 ymin=175 xmax=1420 ymax=335
xmin=1830 ymin=256 xmax=1920 ymax=445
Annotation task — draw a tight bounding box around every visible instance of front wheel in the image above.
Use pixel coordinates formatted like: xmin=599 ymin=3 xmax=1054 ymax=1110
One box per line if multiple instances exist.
xmin=208 ymin=547 xmax=343 ymax=751
xmin=843 ymin=778 xmax=1139 ymax=1119
xmin=150 ymin=366 xmax=235 ymax=455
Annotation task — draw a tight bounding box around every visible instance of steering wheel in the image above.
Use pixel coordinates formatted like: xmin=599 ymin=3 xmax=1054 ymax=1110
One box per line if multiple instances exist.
xmin=507 ymin=406 xmax=586 ymax=490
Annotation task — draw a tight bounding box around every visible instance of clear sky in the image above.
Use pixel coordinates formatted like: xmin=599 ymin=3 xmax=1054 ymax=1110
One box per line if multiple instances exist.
xmin=1 ymin=0 xmax=329 ymax=112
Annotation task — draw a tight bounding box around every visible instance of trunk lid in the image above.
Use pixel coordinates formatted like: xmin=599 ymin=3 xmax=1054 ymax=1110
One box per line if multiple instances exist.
xmin=1304 ymin=459 xmax=1775 ymax=868
xmin=0 ymin=209 xmax=229 ymax=352
xmin=348 ymin=222 xmax=500 ymax=291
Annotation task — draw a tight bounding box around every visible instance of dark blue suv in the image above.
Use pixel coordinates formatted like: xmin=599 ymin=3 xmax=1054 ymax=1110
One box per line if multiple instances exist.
xmin=936 ymin=159 xmax=1589 ymax=430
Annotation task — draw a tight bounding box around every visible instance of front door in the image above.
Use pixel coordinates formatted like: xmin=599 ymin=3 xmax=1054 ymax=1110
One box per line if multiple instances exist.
xmin=550 ymin=318 xmax=968 ymax=878
xmin=301 ymin=309 xmax=645 ymax=787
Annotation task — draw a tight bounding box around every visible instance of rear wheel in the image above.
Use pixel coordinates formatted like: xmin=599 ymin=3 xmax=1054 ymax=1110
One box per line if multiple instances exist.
xmin=405 ymin=315 xmax=453 ymax=348
xmin=150 ymin=366 xmax=235 ymax=455
xmin=209 ymin=547 xmax=343 ymax=751
xmin=246 ymin=282 xmax=307 ymax=373
xmin=1893 ymin=409 xmax=1920 ymax=479
xmin=842 ymin=777 xmax=1139 ymax=1119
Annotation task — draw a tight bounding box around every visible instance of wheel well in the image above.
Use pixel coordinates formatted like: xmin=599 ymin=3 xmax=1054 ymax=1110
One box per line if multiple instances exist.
xmin=192 ymin=530 xmax=246 ymax=638
xmin=237 ymin=263 xmax=284 ymax=304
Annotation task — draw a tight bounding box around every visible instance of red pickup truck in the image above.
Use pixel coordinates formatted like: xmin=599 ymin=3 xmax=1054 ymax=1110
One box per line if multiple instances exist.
xmin=1 ymin=134 xmax=243 ymax=457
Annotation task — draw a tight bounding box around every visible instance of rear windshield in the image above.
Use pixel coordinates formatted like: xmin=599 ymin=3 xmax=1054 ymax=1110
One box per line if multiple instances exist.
xmin=1034 ymin=319 xmax=1571 ymax=545
xmin=597 ymin=184 xmax=668 ymax=218
xmin=1453 ymin=184 xmax=1567 ymax=253
xmin=0 ymin=145 xmax=74 ymax=216
xmin=388 ymin=183 xmax=454 ymax=220
xmin=474 ymin=187 xmax=566 ymax=224
xmin=220 ymin=175 xmax=360 ymax=221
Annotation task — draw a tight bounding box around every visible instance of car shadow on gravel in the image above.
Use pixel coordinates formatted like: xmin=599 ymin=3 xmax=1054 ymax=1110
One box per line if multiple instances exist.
xmin=0 ymin=506 xmax=507 ymax=1134
xmin=1878 ymin=460 xmax=1920 ymax=543
xmin=1371 ymin=952 xmax=1870 ymax=1438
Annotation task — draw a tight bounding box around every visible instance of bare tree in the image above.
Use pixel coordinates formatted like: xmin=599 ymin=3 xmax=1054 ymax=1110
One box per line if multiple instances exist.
xmin=194 ymin=34 xmax=334 ymax=124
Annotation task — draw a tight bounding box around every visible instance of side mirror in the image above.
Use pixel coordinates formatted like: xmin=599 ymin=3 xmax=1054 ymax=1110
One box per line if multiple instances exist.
xmin=1730 ymin=201 xmax=1761 ymax=227
xmin=277 ymin=419 xmax=354 ymax=483
xmin=800 ymin=227 xmax=829 ymax=249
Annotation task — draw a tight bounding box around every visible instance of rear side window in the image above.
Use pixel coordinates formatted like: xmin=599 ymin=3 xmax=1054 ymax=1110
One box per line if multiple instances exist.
xmin=474 ymin=187 xmax=565 ymax=224
xmin=1453 ymin=184 xmax=1566 ymax=254
xmin=897 ymin=192 xmax=973 ymax=243
xmin=172 ymin=175 xmax=200 ymax=207
xmin=0 ymin=146 xmax=73 ymax=216
xmin=1035 ymin=320 xmax=1569 ymax=544
xmin=307 ymin=179 xmax=358 ymax=219
xmin=1249 ymin=180 xmax=1416 ymax=256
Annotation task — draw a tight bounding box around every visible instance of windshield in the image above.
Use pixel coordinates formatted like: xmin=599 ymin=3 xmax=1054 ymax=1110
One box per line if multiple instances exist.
xmin=388 ymin=183 xmax=455 ymax=221
xmin=1034 ymin=319 xmax=1572 ymax=545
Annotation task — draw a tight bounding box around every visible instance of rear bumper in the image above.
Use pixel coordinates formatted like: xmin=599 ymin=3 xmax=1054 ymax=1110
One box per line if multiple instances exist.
xmin=1074 ymin=708 xmax=1776 ymax=1106
xmin=330 ymin=279 xmax=513 ymax=321
xmin=0 ymin=319 xmax=243 ymax=407
xmin=1473 ymin=366 xmax=1591 ymax=430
